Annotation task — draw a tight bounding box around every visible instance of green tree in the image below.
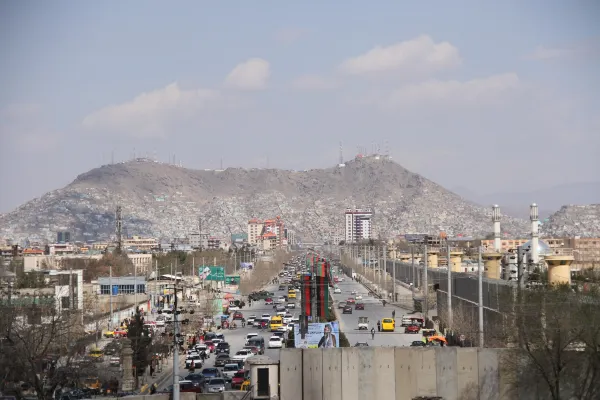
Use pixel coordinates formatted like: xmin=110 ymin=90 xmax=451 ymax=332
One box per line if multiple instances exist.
xmin=127 ymin=307 xmax=152 ymax=378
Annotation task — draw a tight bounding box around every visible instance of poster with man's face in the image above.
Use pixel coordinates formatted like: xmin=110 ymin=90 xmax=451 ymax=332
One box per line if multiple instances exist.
xmin=293 ymin=322 xmax=339 ymax=348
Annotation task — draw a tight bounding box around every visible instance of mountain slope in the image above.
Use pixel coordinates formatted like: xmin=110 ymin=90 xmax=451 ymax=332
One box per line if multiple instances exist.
xmin=0 ymin=157 xmax=530 ymax=242
xmin=541 ymin=204 xmax=600 ymax=237
xmin=454 ymin=182 xmax=600 ymax=219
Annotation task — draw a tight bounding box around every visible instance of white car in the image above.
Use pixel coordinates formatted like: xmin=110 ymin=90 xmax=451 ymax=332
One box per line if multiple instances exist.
xmin=278 ymin=297 xmax=286 ymax=304
xmin=245 ymin=333 xmax=258 ymax=345
xmin=283 ymin=316 xmax=292 ymax=324
xmin=232 ymin=349 xmax=253 ymax=362
xmin=268 ymin=336 xmax=284 ymax=349
xmin=355 ymin=294 xmax=363 ymax=300
xmin=334 ymin=288 xmax=341 ymax=294
xmin=287 ymin=302 xmax=296 ymax=309
xmin=228 ymin=305 xmax=240 ymax=311
xmin=261 ymin=313 xmax=271 ymax=319
xmin=247 ymin=316 xmax=256 ymax=324
xmin=185 ymin=355 xmax=202 ymax=369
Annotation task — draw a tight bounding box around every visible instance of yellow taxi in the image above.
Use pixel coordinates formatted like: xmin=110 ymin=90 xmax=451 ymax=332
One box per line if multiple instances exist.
xmin=381 ymin=318 xmax=395 ymax=332
xmin=287 ymin=289 xmax=296 ymax=299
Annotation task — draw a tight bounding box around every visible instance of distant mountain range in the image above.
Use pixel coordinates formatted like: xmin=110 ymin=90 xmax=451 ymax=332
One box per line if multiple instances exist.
xmin=1 ymin=157 xmax=597 ymax=243
xmin=452 ymin=182 xmax=600 ymax=220
xmin=0 ymin=157 xmax=531 ymax=243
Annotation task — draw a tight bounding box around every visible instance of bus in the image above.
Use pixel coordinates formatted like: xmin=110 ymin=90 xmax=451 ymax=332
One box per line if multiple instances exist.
xmin=270 ymin=316 xmax=283 ymax=332
xmin=287 ymin=289 xmax=296 ymax=299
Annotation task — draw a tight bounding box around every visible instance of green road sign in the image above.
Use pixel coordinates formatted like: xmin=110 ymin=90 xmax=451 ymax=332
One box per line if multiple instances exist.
xmin=225 ymin=275 xmax=241 ymax=285
xmin=199 ymin=266 xmax=225 ymax=281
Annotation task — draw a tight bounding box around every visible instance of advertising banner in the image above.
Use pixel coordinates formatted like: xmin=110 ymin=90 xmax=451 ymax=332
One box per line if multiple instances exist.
xmin=293 ymin=322 xmax=340 ymax=348
xmin=225 ymin=275 xmax=241 ymax=285
xmin=198 ymin=266 xmax=225 ymax=281
xmin=240 ymin=262 xmax=254 ymax=270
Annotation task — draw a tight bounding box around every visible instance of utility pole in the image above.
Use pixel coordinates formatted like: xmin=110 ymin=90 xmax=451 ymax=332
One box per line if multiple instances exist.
xmin=447 ymin=240 xmax=453 ymax=330
xmin=423 ymin=244 xmax=428 ymax=319
xmin=310 ymin=255 xmax=317 ymax=320
xmin=134 ymin=259 xmax=137 ymax=307
xmin=411 ymin=245 xmax=416 ymax=290
xmin=392 ymin=254 xmax=396 ymax=302
xmin=109 ymin=266 xmax=113 ymax=330
xmin=383 ymin=244 xmax=387 ymax=291
xmin=172 ymin=284 xmax=181 ymax=400
xmin=478 ymin=246 xmax=484 ymax=348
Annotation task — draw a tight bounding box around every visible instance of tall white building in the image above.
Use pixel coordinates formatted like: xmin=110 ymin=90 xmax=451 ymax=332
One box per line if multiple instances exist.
xmin=345 ymin=208 xmax=373 ymax=243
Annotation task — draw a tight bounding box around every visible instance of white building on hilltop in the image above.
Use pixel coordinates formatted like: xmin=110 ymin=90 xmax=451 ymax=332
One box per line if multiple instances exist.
xmin=345 ymin=208 xmax=373 ymax=243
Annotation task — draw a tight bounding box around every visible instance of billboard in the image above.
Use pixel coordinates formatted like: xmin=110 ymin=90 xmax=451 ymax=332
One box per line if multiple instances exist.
xmin=198 ymin=266 xmax=225 ymax=281
xmin=294 ymin=322 xmax=340 ymax=348
xmin=225 ymin=275 xmax=240 ymax=285
xmin=240 ymin=262 xmax=254 ymax=270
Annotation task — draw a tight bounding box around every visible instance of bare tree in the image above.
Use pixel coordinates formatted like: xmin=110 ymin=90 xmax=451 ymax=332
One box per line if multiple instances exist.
xmin=238 ymin=250 xmax=295 ymax=295
xmin=500 ymin=285 xmax=600 ymax=400
xmin=0 ymin=295 xmax=85 ymax=399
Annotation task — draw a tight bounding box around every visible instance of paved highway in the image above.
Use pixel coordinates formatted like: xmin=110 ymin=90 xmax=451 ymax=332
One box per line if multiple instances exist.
xmin=331 ymin=277 xmax=424 ymax=347
xmin=157 ymin=283 xmax=289 ymax=391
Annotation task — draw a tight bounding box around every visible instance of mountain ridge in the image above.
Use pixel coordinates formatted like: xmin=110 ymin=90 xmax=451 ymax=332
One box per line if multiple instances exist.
xmin=0 ymin=157 xmax=534 ymax=243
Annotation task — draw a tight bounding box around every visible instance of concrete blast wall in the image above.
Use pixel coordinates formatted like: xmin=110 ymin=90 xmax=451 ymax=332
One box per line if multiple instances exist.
xmin=280 ymin=348 xmax=508 ymax=400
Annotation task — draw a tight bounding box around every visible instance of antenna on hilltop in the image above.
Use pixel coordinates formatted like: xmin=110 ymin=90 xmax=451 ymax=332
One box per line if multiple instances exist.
xmin=339 ymin=141 xmax=344 ymax=164
xmin=384 ymin=140 xmax=389 ymax=157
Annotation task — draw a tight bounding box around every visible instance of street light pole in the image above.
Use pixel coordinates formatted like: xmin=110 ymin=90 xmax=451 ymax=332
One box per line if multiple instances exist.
xmin=172 ymin=284 xmax=181 ymax=400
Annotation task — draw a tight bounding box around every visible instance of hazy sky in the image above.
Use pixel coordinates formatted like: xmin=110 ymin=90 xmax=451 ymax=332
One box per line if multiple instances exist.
xmin=1 ymin=0 xmax=599 ymax=213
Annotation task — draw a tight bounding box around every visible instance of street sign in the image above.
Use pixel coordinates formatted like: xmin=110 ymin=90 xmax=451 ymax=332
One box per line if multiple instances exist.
xmin=225 ymin=275 xmax=241 ymax=285
xmin=199 ymin=266 xmax=225 ymax=281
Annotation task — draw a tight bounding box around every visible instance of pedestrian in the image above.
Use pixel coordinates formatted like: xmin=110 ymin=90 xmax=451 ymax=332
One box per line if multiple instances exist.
xmin=392 ymin=310 xmax=395 ymax=319
xmin=150 ymin=383 xmax=157 ymax=394
xmin=371 ymin=327 xmax=375 ymax=340
xmin=377 ymin=320 xmax=381 ymax=332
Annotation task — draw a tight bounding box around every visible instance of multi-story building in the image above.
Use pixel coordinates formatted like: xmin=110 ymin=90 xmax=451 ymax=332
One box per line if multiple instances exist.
xmin=207 ymin=237 xmax=222 ymax=250
xmin=480 ymin=237 xmax=600 ymax=270
xmin=56 ymin=231 xmax=71 ymax=243
xmin=284 ymin=229 xmax=297 ymax=246
xmin=189 ymin=233 xmax=209 ymax=250
xmin=22 ymin=253 xmax=152 ymax=274
xmin=123 ymin=236 xmax=158 ymax=251
xmin=263 ymin=217 xmax=285 ymax=247
xmin=259 ymin=232 xmax=278 ymax=251
xmin=563 ymin=237 xmax=600 ymax=270
xmin=248 ymin=219 xmax=264 ymax=245
xmin=345 ymin=208 xmax=373 ymax=243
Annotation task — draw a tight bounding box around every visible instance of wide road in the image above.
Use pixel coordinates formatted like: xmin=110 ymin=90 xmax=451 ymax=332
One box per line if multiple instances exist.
xmin=157 ymin=283 xmax=291 ymax=391
xmin=331 ymin=277 xmax=423 ymax=347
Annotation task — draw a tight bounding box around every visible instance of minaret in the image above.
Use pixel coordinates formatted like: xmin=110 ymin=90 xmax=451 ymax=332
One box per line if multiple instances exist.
xmin=530 ymin=203 xmax=539 ymax=264
xmin=492 ymin=204 xmax=501 ymax=251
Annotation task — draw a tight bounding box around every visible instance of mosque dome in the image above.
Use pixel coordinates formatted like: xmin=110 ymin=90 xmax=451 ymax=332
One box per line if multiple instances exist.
xmin=521 ymin=239 xmax=552 ymax=256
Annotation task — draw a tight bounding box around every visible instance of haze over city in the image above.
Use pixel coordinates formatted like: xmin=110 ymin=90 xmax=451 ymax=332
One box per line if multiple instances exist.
xmin=1 ymin=0 xmax=599 ymax=213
